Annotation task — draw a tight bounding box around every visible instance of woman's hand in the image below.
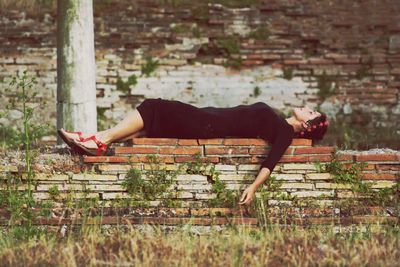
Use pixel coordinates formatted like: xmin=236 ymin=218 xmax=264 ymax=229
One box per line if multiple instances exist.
xmin=238 ymin=184 xmax=257 ymax=205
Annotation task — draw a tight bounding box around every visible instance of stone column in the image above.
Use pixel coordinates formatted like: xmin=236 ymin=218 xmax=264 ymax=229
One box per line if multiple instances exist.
xmin=56 ymin=0 xmax=97 ymax=144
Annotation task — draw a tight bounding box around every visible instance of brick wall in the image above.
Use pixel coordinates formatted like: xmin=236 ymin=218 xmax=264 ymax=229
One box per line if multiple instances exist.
xmin=1 ymin=138 xmax=398 ymax=226
xmin=0 ymin=0 xmax=399 ymax=149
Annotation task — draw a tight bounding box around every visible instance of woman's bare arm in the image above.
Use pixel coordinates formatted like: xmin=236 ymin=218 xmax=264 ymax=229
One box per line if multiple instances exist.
xmin=250 ymin=167 xmax=271 ymax=190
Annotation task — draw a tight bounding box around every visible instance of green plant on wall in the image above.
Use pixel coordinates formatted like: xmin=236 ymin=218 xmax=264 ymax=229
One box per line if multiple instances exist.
xmin=121 ymin=155 xmax=182 ymax=207
xmin=320 ymin=150 xmax=375 ymax=194
xmin=355 ymin=56 xmax=373 ymax=80
xmin=251 ymin=86 xmax=261 ymax=97
xmin=247 ymin=26 xmax=270 ymax=40
xmin=216 ymin=35 xmax=243 ymax=69
xmin=141 ymin=56 xmax=160 ymax=78
xmin=184 ymin=153 xmax=240 ymax=208
xmin=0 ymin=71 xmax=52 ymax=150
xmin=316 ymin=70 xmax=339 ymax=101
xmin=282 ymin=67 xmax=294 ymax=80
xmin=316 ymin=149 xmax=399 ymax=216
xmin=116 ymin=74 xmax=137 ymax=94
xmin=0 ymin=70 xmax=55 ymax=240
xmin=249 ymin=175 xmax=296 ymax=228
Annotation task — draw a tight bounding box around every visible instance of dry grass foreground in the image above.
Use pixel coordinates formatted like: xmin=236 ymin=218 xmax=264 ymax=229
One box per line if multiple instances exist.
xmin=0 ymin=223 xmax=399 ymax=266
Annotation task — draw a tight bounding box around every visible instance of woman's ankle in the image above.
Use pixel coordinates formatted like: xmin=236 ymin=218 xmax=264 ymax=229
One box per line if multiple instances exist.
xmin=96 ymin=130 xmax=113 ymax=145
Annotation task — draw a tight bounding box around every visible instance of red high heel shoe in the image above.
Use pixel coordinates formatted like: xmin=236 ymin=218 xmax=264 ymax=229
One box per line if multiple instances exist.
xmin=71 ymin=135 xmax=108 ymax=156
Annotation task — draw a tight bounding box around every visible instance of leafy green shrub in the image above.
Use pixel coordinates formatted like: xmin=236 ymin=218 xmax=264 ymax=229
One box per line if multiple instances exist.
xmin=121 ymin=155 xmax=180 ymax=207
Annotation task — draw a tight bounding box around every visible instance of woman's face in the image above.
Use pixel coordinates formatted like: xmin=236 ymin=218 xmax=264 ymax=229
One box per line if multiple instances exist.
xmin=293 ymin=106 xmax=321 ymax=123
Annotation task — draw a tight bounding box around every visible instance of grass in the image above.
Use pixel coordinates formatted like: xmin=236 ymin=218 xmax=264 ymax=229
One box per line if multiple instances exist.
xmin=0 ymin=222 xmax=398 ymax=266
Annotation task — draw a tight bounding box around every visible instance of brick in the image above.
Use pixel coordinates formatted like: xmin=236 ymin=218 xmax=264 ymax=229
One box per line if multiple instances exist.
xmin=205 ymin=146 xmax=248 ymax=155
xmin=85 ymin=184 xmax=126 ymax=191
xmin=175 ymin=174 xmax=208 ymax=181
xmin=132 ymin=138 xmax=178 ymax=145
xmin=223 ymin=138 xmax=267 ymax=146
xmin=190 ymin=208 xmax=232 ymax=216
xmin=249 ymin=147 xmax=294 ymax=155
xmin=242 ymin=60 xmax=264 ymax=66
xmin=225 ymin=184 xmax=248 ymax=190
xmin=308 ymin=58 xmax=333 ymax=64
xmin=98 ymin=164 xmax=138 ymax=173
xmin=36 ymin=184 xmax=85 ymax=191
xmin=142 ymin=163 xmax=180 ymax=171
xmin=0 ymin=165 xmax=18 ymax=172
xmin=336 ymin=191 xmax=368 ymax=198
xmin=290 ymin=190 xmax=334 ymax=198
xmin=218 ymin=174 xmax=252 ymax=181
xmin=279 ymin=183 xmax=313 ymax=189
xmin=114 ymin=147 xmax=159 ymax=154
xmin=370 ymin=181 xmax=396 ymax=189
xmin=195 ymin=193 xmax=217 ymax=200
xmin=360 ymin=173 xmax=397 ymax=180
xmin=294 ymin=146 xmax=335 ymax=155
xmin=334 ymin=58 xmax=360 ymax=64
xmin=174 ymin=156 xmax=219 ymax=163
xmin=274 ymin=174 xmax=304 ymax=181
xmin=375 ymin=164 xmax=400 ymax=171
xmin=315 ymin=183 xmax=352 ymax=189
xmin=267 ymin=199 xmax=293 ymax=206
xmin=101 ymin=192 xmax=131 ymax=199
xmin=305 ymin=173 xmax=333 ymax=180
xmin=83 ymin=156 xmax=130 ymax=163
xmin=283 ymin=59 xmax=307 ymax=65
xmin=336 ymin=154 xmax=354 ymax=161
xmin=355 ymin=154 xmax=399 ymax=162
xmin=282 ymin=163 xmax=317 ymax=171
xmin=278 ymin=155 xmax=310 ymax=163
xmin=72 ymin=174 xmax=117 ymax=181
xmin=292 ymin=139 xmax=312 ymax=146
xmin=198 ymin=139 xmax=224 ymax=145
xmin=33 ymin=173 xmax=69 ymax=181
xmin=0 ymin=57 xmax=14 ymax=64
xmin=214 ymin=164 xmax=237 ymax=171
xmin=130 ymin=155 xmax=175 ymax=163
xmin=159 ymin=147 xmax=202 ymax=155
xmin=237 ymin=164 xmax=259 ymax=171
xmin=175 ymin=191 xmax=194 ymax=199
xmin=33 ymin=192 xmax=99 ymax=200
xmin=0 ymin=184 xmax=28 ymax=190
xmin=176 ymin=184 xmax=211 ymax=190
xmin=178 ymin=139 xmax=198 ymax=145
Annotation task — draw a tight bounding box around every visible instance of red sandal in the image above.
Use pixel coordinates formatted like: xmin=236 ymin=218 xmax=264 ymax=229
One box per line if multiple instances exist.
xmin=57 ymin=128 xmax=88 ymax=150
xmin=72 ymin=135 xmax=108 ymax=156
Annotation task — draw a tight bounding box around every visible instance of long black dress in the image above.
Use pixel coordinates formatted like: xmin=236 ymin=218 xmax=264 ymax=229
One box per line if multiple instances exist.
xmin=136 ymin=97 xmax=294 ymax=173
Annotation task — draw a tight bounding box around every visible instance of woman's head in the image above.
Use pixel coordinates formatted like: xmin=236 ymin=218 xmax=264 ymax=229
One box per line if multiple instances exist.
xmin=291 ymin=106 xmax=329 ymax=140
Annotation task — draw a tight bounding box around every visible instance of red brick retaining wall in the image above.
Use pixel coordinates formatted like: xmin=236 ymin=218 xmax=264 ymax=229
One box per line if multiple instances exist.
xmin=1 ymin=138 xmax=398 ymax=226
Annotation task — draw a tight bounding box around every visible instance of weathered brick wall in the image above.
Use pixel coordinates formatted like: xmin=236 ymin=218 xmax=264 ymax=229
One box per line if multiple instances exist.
xmin=1 ymin=138 xmax=398 ymax=225
xmin=0 ymin=0 xmax=399 ymax=149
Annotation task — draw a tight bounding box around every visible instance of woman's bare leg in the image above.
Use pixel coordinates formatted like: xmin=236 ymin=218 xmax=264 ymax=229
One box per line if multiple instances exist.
xmin=99 ymin=109 xmax=145 ymax=144
xmin=61 ymin=109 xmax=145 ymax=148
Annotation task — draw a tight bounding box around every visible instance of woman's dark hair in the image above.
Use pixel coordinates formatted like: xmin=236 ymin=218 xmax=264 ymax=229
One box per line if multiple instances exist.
xmin=293 ymin=113 xmax=329 ymax=140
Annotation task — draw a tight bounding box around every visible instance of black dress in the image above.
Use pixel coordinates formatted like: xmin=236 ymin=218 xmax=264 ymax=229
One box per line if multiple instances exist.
xmin=136 ymin=97 xmax=294 ymax=173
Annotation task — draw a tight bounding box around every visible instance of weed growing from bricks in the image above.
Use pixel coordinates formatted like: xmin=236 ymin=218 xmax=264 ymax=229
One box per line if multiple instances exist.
xmin=316 ymin=149 xmax=399 ymax=218
xmin=184 ymin=153 xmax=241 ymax=208
xmin=0 ymin=71 xmax=54 ymax=240
xmin=121 ymin=155 xmax=181 ymax=208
